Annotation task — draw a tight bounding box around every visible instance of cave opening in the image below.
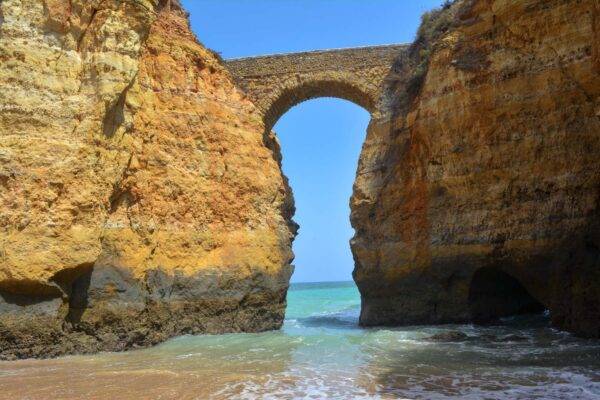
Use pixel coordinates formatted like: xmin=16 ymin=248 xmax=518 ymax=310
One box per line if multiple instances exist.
xmin=468 ymin=267 xmax=546 ymax=324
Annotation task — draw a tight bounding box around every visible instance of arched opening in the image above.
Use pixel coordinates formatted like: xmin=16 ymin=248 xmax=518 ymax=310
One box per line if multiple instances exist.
xmin=275 ymin=96 xmax=369 ymax=327
xmin=468 ymin=267 xmax=545 ymax=324
xmin=263 ymin=80 xmax=376 ymax=132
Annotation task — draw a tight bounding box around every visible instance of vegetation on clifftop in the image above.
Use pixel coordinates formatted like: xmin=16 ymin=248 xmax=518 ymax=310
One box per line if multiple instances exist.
xmin=387 ymin=0 xmax=463 ymax=111
xmin=408 ymin=0 xmax=458 ymax=94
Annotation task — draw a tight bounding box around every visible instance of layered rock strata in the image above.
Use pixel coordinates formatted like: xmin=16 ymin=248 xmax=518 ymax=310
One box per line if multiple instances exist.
xmin=1 ymin=0 xmax=599 ymax=362
xmin=351 ymin=0 xmax=600 ymax=337
xmin=0 ymin=0 xmax=296 ymax=359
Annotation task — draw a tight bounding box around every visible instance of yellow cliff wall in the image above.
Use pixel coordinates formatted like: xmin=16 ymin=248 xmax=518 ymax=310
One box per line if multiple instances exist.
xmin=0 ymin=0 xmax=296 ymax=359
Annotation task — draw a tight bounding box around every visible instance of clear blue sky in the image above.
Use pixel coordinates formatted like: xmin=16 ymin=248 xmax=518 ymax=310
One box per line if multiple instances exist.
xmin=181 ymin=0 xmax=446 ymax=283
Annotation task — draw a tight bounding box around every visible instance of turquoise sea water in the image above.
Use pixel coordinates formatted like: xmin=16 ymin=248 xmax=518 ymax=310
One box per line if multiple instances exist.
xmin=0 ymin=281 xmax=599 ymax=399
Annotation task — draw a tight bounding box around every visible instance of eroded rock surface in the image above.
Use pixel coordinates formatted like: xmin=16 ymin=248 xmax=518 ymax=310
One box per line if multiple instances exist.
xmin=1 ymin=0 xmax=598 ymax=361
xmin=351 ymin=0 xmax=600 ymax=337
xmin=0 ymin=0 xmax=296 ymax=359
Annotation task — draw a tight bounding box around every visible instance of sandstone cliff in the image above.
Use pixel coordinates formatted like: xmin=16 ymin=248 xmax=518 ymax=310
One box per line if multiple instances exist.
xmin=1 ymin=0 xmax=598 ymax=361
xmin=352 ymin=0 xmax=600 ymax=337
xmin=0 ymin=0 xmax=296 ymax=359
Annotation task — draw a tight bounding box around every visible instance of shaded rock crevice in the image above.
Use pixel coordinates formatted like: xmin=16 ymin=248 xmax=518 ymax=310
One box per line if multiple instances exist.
xmin=468 ymin=267 xmax=546 ymax=324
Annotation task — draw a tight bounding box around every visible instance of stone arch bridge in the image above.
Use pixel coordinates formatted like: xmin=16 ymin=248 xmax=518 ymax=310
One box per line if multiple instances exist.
xmin=225 ymin=44 xmax=408 ymax=131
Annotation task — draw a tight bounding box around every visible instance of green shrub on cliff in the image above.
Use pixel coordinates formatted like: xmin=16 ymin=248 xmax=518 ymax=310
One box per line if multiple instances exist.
xmin=407 ymin=0 xmax=458 ymax=96
xmin=387 ymin=0 xmax=461 ymax=111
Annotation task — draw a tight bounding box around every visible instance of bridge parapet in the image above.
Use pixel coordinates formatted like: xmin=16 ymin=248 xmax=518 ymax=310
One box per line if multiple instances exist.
xmin=225 ymin=44 xmax=408 ymax=130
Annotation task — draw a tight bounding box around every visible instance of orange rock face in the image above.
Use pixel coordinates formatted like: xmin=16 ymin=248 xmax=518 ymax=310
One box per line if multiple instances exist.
xmin=352 ymin=0 xmax=600 ymax=337
xmin=1 ymin=0 xmax=598 ymax=361
xmin=0 ymin=0 xmax=295 ymax=359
